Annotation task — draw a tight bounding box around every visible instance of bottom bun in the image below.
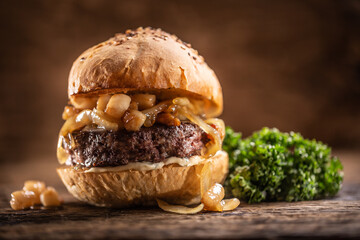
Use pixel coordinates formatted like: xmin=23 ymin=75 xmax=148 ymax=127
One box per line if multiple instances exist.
xmin=57 ymin=151 xmax=228 ymax=207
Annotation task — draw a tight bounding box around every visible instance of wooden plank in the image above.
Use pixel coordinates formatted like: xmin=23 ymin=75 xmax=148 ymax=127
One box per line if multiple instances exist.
xmin=1 ymin=185 xmax=359 ymax=239
xmin=0 ymin=152 xmax=360 ymax=239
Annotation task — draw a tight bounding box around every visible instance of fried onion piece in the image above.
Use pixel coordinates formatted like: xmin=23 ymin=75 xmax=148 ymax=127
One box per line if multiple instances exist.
xmin=222 ymin=198 xmax=241 ymax=211
xmin=156 ymin=199 xmax=204 ymax=215
xmin=202 ymin=183 xmax=225 ymax=212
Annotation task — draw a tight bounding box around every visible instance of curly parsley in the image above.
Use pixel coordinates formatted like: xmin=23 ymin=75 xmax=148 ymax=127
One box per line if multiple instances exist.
xmin=223 ymin=127 xmax=343 ymax=203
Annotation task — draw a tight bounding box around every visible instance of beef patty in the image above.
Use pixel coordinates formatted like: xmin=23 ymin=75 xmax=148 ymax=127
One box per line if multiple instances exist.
xmin=64 ymin=122 xmax=209 ymax=168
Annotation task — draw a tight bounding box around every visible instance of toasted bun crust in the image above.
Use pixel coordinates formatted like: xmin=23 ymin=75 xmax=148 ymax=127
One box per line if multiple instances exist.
xmin=68 ymin=27 xmax=223 ymax=117
xmin=57 ymin=151 xmax=228 ymax=208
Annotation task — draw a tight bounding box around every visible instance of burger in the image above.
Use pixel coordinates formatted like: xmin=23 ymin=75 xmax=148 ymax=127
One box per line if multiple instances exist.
xmin=56 ymin=27 xmax=228 ymax=208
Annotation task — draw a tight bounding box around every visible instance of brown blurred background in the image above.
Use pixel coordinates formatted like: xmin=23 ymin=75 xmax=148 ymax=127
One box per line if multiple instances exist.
xmin=0 ymin=0 xmax=359 ymax=165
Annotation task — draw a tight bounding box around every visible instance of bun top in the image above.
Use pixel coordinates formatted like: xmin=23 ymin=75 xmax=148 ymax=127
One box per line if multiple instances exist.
xmin=68 ymin=27 xmax=223 ymax=117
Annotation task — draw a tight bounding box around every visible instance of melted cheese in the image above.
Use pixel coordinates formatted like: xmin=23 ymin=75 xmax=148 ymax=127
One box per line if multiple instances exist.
xmin=84 ymin=151 xmax=226 ymax=173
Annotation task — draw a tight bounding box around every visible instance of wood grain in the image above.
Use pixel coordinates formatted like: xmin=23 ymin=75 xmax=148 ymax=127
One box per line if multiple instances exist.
xmin=0 ymin=152 xmax=360 ymax=239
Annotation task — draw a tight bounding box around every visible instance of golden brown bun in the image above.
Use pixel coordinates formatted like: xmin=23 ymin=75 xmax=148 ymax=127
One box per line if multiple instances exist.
xmin=57 ymin=151 xmax=228 ymax=208
xmin=68 ymin=27 xmax=223 ymax=117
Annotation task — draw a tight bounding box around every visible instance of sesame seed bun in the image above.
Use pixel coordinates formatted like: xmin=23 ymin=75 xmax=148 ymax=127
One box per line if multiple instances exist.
xmin=58 ymin=27 xmax=227 ymax=208
xmin=68 ymin=27 xmax=223 ymax=117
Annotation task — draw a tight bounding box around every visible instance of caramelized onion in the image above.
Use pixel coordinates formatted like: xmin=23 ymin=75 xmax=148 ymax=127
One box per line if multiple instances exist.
xmin=156 ymin=199 xmax=204 ymax=214
xmin=123 ymin=110 xmax=146 ymax=131
xmin=59 ymin=112 xmax=90 ymax=137
xmin=40 ymin=187 xmax=61 ymax=207
xmin=129 ymin=101 xmax=139 ymax=110
xmin=96 ymin=94 xmax=111 ymax=111
xmin=142 ymin=101 xmax=171 ymax=127
xmin=205 ymin=118 xmax=225 ymax=141
xmin=172 ymin=97 xmax=190 ymax=106
xmin=70 ymin=97 xmax=97 ymax=109
xmin=23 ymin=181 xmax=46 ymax=205
xmin=222 ymin=198 xmax=240 ymax=211
xmin=202 ymin=183 xmax=225 ymax=212
xmin=172 ymin=97 xmax=198 ymax=114
xmin=105 ymin=94 xmax=131 ymax=119
xmin=89 ymin=110 xmax=118 ymax=131
xmin=57 ymin=137 xmax=69 ymax=164
xmin=61 ymin=110 xmax=118 ymax=135
xmin=131 ymin=94 xmax=156 ymax=110
xmin=156 ymin=113 xmax=181 ymax=126
xmin=200 ymin=161 xmax=212 ymax=197
xmin=156 ymin=183 xmax=240 ymax=214
xmin=62 ymin=106 xmax=80 ymax=120
xmin=10 ymin=191 xmax=37 ymax=210
xmin=202 ymin=183 xmax=240 ymax=212
xmin=58 ymin=96 xmax=223 ymax=167
xmin=177 ymin=107 xmax=222 ymax=157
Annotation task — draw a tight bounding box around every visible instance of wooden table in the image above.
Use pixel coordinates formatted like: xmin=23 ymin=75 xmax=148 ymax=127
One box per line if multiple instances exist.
xmin=1 ymin=151 xmax=360 ymax=239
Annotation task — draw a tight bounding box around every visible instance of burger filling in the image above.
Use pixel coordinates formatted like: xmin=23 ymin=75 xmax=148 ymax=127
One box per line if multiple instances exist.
xmin=57 ymin=93 xmax=224 ymax=169
xmin=63 ymin=122 xmax=208 ymax=168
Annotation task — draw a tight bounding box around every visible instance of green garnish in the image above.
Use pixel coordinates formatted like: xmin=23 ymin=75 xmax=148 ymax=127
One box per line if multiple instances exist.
xmin=223 ymin=127 xmax=343 ymax=203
